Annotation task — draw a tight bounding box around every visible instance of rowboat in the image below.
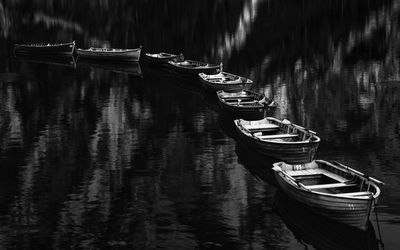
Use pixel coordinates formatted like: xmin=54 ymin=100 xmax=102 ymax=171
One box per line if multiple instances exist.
xmin=218 ymin=90 xmax=276 ymax=120
xmin=167 ymin=59 xmax=220 ymax=75
xmin=272 ymin=160 xmax=383 ymax=230
xmin=234 ymin=117 xmax=320 ymax=163
xmin=273 ymin=191 xmax=380 ymax=248
xmin=14 ymin=41 xmax=75 ymax=55
xmin=199 ymin=71 xmax=253 ymax=92
xmin=144 ymin=52 xmax=184 ymax=65
xmin=76 ymin=47 xmax=141 ymax=61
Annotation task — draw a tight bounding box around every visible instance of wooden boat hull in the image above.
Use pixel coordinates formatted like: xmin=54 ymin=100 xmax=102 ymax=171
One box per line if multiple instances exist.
xmin=275 ymin=173 xmax=373 ymax=229
xmin=234 ymin=117 xmax=320 ymax=163
xmin=167 ymin=60 xmax=220 ymax=76
xmin=273 ymin=191 xmax=379 ymax=249
xmin=77 ymin=47 xmax=141 ymax=62
xmin=199 ymin=72 xmax=252 ymax=92
xmin=239 ymin=135 xmax=319 ymax=163
xmin=14 ymin=41 xmax=75 ymax=55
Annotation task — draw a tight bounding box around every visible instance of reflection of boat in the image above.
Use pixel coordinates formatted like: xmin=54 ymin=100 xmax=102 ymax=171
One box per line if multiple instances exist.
xmin=234 ymin=117 xmax=320 ymax=163
xmin=272 ymin=160 xmax=383 ymax=230
xmin=217 ymin=90 xmax=275 ymax=120
xmin=0 ymin=73 xmax=25 ymax=84
xmin=14 ymin=54 xmax=76 ymax=68
xmin=77 ymin=58 xmax=142 ymax=76
xmin=199 ymin=71 xmax=252 ymax=92
xmin=144 ymin=52 xmax=183 ymax=65
xmin=273 ymin=190 xmax=379 ymax=250
xmin=235 ymin=141 xmax=278 ymax=186
xmin=143 ymin=66 xmax=203 ymax=95
xmin=167 ymin=59 xmax=220 ymax=76
xmin=142 ymin=64 xmax=203 ymax=95
xmin=14 ymin=41 xmax=75 ymax=55
xmin=77 ymin=47 xmax=141 ymax=61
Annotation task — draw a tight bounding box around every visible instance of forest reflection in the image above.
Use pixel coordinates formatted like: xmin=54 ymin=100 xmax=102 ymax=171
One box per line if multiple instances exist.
xmin=0 ymin=0 xmax=399 ymax=249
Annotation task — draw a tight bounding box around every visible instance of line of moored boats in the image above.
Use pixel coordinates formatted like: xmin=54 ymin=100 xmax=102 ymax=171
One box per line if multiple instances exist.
xmin=13 ymin=41 xmax=385 ymax=230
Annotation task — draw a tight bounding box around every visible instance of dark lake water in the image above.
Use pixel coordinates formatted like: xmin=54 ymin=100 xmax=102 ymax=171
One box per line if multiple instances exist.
xmin=1 ymin=0 xmax=400 ymax=249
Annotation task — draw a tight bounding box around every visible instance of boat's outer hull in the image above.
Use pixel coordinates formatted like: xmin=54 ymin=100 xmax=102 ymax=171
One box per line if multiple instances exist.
xmin=273 ymin=191 xmax=379 ymax=249
xmin=77 ymin=48 xmax=141 ymax=62
xmin=167 ymin=60 xmax=220 ymax=76
xmin=274 ymin=172 xmax=373 ymax=230
xmin=14 ymin=42 xmax=75 ymax=56
xmin=234 ymin=119 xmax=319 ymax=163
xmin=199 ymin=73 xmax=252 ymax=92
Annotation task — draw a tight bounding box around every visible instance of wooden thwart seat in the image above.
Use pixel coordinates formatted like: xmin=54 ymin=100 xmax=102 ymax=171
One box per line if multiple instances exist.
xmin=243 ymin=123 xmax=279 ymax=130
xmin=305 ymin=182 xmax=357 ymax=190
xmin=331 ymin=191 xmax=373 ymax=197
xmin=225 ymin=98 xmax=254 ymax=102
xmin=223 ymin=96 xmax=252 ymax=100
xmin=238 ymin=101 xmax=259 ymax=105
xmin=257 ymin=134 xmax=298 ymax=140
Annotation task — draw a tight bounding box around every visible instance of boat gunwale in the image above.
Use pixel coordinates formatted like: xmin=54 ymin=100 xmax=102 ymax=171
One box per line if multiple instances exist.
xmin=14 ymin=41 xmax=75 ymax=48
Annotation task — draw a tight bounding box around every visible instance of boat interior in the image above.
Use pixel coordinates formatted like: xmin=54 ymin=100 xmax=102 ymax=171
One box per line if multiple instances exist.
xmin=87 ymin=48 xmax=130 ymax=52
xmin=221 ymin=92 xmax=264 ymax=107
xmin=203 ymin=73 xmax=238 ymax=81
xmin=279 ymin=161 xmax=376 ymax=197
xmin=239 ymin=118 xmax=315 ymax=142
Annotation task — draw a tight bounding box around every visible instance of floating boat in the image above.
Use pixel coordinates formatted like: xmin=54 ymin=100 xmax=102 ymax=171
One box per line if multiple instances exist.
xmin=218 ymin=90 xmax=276 ymax=120
xmin=144 ymin=52 xmax=184 ymax=65
xmin=14 ymin=41 xmax=75 ymax=55
xmin=234 ymin=117 xmax=320 ymax=163
xmin=272 ymin=160 xmax=383 ymax=230
xmin=167 ymin=59 xmax=220 ymax=75
xmin=273 ymin=191 xmax=380 ymax=249
xmin=76 ymin=47 xmax=141 ymax=61
xmin=199 ymin=71 xmax=252 ymax=92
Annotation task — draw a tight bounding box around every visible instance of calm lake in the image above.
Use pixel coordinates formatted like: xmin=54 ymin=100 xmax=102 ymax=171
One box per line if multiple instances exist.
xmin=1 ymin=0 xmax=400 ymax=249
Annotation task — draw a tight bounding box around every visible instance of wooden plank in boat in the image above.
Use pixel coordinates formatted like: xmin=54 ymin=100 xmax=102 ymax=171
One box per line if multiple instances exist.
xmin=222 ymin=96 xmax=253 ymax=100
xmin=331 ymin=191 xmax=373 ymax=197
xmin=286 ymin=169 xmax=320 ymax=176
xmin=257 ymin=134 xmax=298 ymax=140
xmin=286 ymin=169 xmax=348 ymax=183
xmin=243 ymin=123 xmax=279 ymax=130
xmin=225 ymin=98 xmax=253 ymax=102
xmin=305 ymin=182 xmax=357 ymax=190
xmin=319 ymin=169 xmax=348 ymax=183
